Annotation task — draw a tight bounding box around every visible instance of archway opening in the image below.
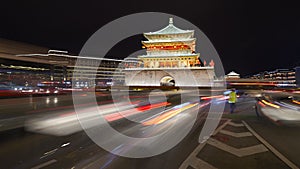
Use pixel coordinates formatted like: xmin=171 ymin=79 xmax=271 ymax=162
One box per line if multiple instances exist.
xmin=160 ymin=76 xmax=175 ymax=86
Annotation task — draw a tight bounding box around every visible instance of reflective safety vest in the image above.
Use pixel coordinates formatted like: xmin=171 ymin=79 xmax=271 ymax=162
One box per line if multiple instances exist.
xmin=228 ymin=91 xmax=237 ymax=103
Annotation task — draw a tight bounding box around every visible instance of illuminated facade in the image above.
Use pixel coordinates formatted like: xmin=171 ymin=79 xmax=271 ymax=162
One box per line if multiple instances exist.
xmin=250 ymin=68 xmax=297 ymax=87
xmin=141 ymin=18 xmax=200 ymax=68
xmin=124 ymin=18 xmax=215 ymax=87
xmin=1 ymin=47 xmax=124 ymax=87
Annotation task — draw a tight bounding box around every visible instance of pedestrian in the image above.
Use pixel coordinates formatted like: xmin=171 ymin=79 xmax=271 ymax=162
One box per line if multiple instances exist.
xmin=228 ymin=88 xmax=237 ymax=113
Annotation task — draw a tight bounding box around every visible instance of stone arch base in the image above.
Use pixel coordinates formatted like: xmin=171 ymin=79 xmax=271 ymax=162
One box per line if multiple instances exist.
xmin=124 ymin=67 xmax=215 ymax=87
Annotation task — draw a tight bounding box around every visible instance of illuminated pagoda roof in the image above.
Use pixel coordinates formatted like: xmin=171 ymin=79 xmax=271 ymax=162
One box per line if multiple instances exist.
xmin=144 ymin=18 xmax=194 ymax=41
xmin=138 ymin=17 xmax=200 ymax=63
xmin=227 ymin=71 xmax=240 ymax=76
xmin=139 ymin=53 xmax=199 ymax=58
xmin=142 ymin=38 xmax=195 ymax=44
xmin=145 ymin=18 xmax=193 ymax=35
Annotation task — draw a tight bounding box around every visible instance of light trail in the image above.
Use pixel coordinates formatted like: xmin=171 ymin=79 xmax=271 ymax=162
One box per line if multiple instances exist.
xmin=261 ymin=100 xmax=280 ymax=109
xmin=104 ymin=102 xmax=170 ymax=122
xmin=142 ymin=102 xmax=199 ymax=126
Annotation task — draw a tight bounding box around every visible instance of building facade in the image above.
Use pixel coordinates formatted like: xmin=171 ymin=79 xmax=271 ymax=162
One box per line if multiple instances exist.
xmin=250 ymin=68 xmax=298 ymax=87
xmin=1 ymin=47 xmax=124 ymax=88
xmin=124 ymin=18 xmax=215 ymax=87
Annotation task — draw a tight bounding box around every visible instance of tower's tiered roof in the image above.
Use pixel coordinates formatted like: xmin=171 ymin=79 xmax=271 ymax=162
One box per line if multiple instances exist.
xmin=137 ymin=17 xmax=201 ymax=70
xmin=144 ymin=18 xmax=193 ymax=35
xmin=142 ymin=38 xmax=195 ymax=44
xmin=144 ymin=18 xmax=194 ymax=41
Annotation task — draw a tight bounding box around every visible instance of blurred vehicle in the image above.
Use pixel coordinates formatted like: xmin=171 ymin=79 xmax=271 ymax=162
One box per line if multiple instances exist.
xmin=0 ymin=82 xmax=27 ymax=97
xmin=37 ymin=81 xmax=68 ymax=94
xmin=291 ymin=96 xmax=300 ymax=104
xmin=0 ymin=84 xmax=19 ymax=96
xmin=25 ymin=98 xmax=171 ymax=136
xmin=20 ymin=86 xmax=42 ymax=94
xmin=256 ymin=94 xmax=300 ymax=126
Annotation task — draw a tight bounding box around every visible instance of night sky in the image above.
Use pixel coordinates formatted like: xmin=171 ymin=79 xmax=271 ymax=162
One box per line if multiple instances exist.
xmin=1 ymin=0 xmax=299 ymax=77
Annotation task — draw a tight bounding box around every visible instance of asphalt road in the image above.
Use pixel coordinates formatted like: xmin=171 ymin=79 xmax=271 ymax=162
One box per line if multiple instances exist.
xmin=0 ymin=90 xmax=299 ymax=169
xmin=0 ymin=91 xmax=211 ymax=169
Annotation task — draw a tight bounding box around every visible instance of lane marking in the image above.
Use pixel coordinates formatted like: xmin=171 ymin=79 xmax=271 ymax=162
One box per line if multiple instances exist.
xmin=219 ymin=129 xmax=253 ymax=137
xmin=213 ymin=119 xmax=232 ymax=135
xmin=207 ymin=138 xmax=268 ymax=157
xmin=228 ymin=121 xmax=244 ymax=127
xmin=43 ymin=148 xmax=58 ymax=155
xmin=179 ymin=143 xmax=213 ymax=169
xmin=31 ymin=159 xmax=57 ymax=169
xmin=61 ymin=142 xmax=70 ymax=148
xmin=179 ymin=119 xmax=231 ymax=169
xmin=242 ymin=121 xmax=299 ymax=169
xmin=189 ymin=156 xmax=217 ymax=169
xmin=40 ymin=148 xmax=58 ymax=159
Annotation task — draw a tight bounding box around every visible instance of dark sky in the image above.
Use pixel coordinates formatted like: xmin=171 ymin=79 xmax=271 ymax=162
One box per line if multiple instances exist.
xmin=1 ymin=0 xmax=299 ymax=76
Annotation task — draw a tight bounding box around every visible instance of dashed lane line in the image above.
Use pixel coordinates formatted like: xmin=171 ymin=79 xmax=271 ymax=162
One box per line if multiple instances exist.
xmin=242 ymin=121 xmax=299 ymax=169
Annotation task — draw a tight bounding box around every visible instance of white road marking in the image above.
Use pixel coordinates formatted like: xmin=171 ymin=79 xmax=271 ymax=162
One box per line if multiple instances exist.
xmin=40 ymin=148 xmax=58 ymax=159
xmin=179 ymin=142 xmax=216 ymax=169
xmin=180 ymin=118 xmax=300 ymax=169
xmin=31 ymin=159 xmax=57 ymax=169
xmin=242 ymin=121 xmax=299 ymax=169
xmin=207 ymin=138 xmax=268 ymax=157
xmin=61 ymin=142 xmax=70 ymax=147
xmin=179 ymin=119 xmax=231 ymax=169
xmin=228 ymin=121 xmax=244 ymax=127
xmin=189 ymin=156 xmax=217 ymax=169
xmin=213 ymin=119 xmax=232 ymax=135
xmin=219 ymin=129 xmax=253 ymax=137
xmin=44 ymin=148 xmax=58 ymax=155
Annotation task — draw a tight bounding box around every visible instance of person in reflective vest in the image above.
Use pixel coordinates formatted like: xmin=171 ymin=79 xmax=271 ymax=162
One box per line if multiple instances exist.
xmin=228 ymin=88 xmax=237 ymax=113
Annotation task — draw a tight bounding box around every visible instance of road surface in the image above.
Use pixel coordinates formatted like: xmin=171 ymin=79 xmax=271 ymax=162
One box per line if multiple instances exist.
xmin=0 ymin=90 xmax=299 ymax=169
